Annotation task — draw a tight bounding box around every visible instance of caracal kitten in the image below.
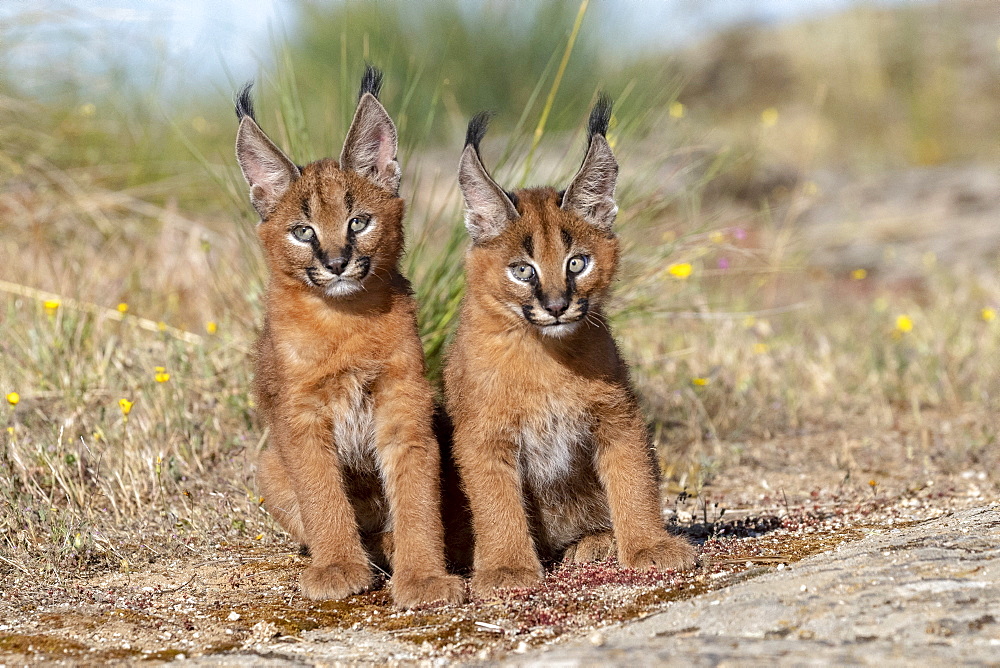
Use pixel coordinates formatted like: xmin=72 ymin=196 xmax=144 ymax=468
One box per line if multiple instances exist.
xmin=444 ymin=97 xmax=697 ymax=596
xmin=235 ymin=68 xmax=464 ymax=608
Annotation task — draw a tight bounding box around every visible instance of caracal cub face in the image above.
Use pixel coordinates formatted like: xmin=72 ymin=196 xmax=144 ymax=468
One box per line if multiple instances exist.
xmin=462 ymin=166 xmax=619 ymax=340
xmin=445 ymin=97 xmax=697 ymax=597
xmin=240 ymin=77 xmax=404 ymax=301
xmin=256 ymin=166 xmax=403 ymax=300
xmin=235 ymin=68 xmax=464 ymax=609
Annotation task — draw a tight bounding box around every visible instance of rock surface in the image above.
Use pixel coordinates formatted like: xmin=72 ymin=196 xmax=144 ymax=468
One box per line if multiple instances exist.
xmin=513 ymin=503 xmax=1000 ymax=666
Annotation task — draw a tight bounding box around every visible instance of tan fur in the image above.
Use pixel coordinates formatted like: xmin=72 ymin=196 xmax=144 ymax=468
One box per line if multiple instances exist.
xmin=444 ymin=108 xmax=697 ymax=597
xmin=237 ymin=76 xmax=464 ymax=608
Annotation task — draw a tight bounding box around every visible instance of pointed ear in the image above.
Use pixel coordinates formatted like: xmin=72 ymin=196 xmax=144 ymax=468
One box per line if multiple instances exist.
xmin=561 ymin=95 xmax=619 ymax=232
xmin=458 ymin=113 xmax=518 ymax=244
xmin=234 ymin=84 xmax=299 ymax=219
xmin=340 ymin=84 xmax=400 ymax=194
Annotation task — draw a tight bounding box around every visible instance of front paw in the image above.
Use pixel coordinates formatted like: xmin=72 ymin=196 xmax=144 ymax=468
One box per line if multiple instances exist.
xmin=299 ymin=562 xmax=372 ymax=600
xmin=470 ymin=566 xmax=542 ymax=597
xmin=391 ymin=573 xmax=466 ymax=609
xmin=563 ymin=531 xmax=616 ymax=564
xmin=620 ymin=533 xmax=697 ymax=572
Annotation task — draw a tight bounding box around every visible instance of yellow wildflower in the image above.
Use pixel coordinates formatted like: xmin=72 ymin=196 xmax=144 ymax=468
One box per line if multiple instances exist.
xmin=157 ymin=321 xmax=167 ymax=332
xmin=982 ymin=308 xmax=996 ymax=323
xmin=6 ymin=392 xmax=19 ymax=407
xmin=117 ymin=303 xmax=128 ymax=314
xmin=761 ymin=107 xmax=779 ymax=127
xmin=753 ymin=343 xmax=769 ymax=355
xmin=118 ymin=398 xmax=133 ymax=416
xmin=43 ymin=299 xmax=60 ymax=313
xmin=669 ymin=101 xmax=685 ymax=119
xmin=895 ymin=314 xmax=913 ymax=333
xmin=206 ymin=321 xmax=218 ymax=335
xmin=709 ymin=230 xmax=726 ymax=244
xmin=154 ymin=367 xmax=170 ymax=383
xmin=667 ymin=263 xmax=693 ymax=279
xmin=851 ymin=269 xmax=867 ymax=280
xmin=691 ymin=377 xmax=709 ymax=386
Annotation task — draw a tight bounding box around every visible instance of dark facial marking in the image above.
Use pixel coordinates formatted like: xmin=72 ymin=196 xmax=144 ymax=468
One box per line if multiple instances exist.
xmin=522 ymin=235 xmax=534 ymax=258
xmin=566 ymin=267 xmax=578 ymax=301
xmin=301 ymin=196 xmax=311 ymax=219
xmin=356 ymin=256 xmax=371 ymax=280
xmin=561 ymin=228 xmax=573 ymax=250
xmin=531 ymin=276 xmax=545 ymax=308
xmin=344 ymin=190 xmax=355 ymax=212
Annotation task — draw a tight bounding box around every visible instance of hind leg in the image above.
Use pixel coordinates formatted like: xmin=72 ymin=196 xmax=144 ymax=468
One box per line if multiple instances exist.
xmin=258 ymin=447 xmax=306 ymax=544
xmin=562 ymin=531 xmax=616 ymax=564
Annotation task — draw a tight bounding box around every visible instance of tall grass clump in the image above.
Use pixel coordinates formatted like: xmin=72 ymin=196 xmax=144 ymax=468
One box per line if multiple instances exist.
xmin=3 ymin=0 xmax=1000 ymax=580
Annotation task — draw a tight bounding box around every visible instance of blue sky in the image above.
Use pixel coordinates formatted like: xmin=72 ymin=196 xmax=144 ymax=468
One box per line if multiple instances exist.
xmin=1 ymin=0 xmax=910 ymax=95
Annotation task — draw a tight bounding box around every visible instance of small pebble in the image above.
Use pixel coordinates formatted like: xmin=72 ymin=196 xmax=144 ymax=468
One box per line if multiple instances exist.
xmin=589 ymin=631 xmax=605 ymax=647
xmin=227 ymin=612 xmax=241 ymax=621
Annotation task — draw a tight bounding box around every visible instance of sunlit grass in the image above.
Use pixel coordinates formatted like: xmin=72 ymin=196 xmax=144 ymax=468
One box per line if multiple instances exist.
xmin=2 ymin=0 xmax=1000 ymax=580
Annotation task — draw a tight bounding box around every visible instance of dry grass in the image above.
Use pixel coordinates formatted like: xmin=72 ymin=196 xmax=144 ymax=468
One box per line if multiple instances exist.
xmin=1 ymin=0 xmax=999 ymax=632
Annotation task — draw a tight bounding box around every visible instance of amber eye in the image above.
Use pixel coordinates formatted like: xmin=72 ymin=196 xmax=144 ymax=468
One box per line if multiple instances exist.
xmin=292 ymin=225 xmax=315 ymax=242
xmin=349 ymin=216 xmax=369 ymax=233
xmin=511 ymin=264 xmax=536 ymax=282
xmin=567 ymin=255 xmax=587 ymax=274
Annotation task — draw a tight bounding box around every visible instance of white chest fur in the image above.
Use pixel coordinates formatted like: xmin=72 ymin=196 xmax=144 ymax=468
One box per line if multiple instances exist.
xmin=516 ymin=398 xmax=591 ymax=488
xmin=330 ymin=375 xmax=377 ymax=471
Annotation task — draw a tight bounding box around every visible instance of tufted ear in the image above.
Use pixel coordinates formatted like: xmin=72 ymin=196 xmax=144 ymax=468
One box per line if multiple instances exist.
xmin=457 ymin=112 xmax=518 ymax=244
xmin=340 ymin=66 xmax=401 ymax=194
xmin=234 ymin=82 xmax=300 ymax=219
xmin=561 ymin=94 xmax=619 ymax=232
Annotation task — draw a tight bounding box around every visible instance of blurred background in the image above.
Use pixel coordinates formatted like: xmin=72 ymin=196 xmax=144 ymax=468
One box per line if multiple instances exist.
xmin=2 ymin=0 xmax=1000 ymax=570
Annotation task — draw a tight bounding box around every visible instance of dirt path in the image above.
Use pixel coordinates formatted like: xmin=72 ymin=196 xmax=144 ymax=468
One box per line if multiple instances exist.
xmin=514 ymin=503 xmax=1000 ymax=666
xmin=0 ymin=491 xmax=987 ymax=665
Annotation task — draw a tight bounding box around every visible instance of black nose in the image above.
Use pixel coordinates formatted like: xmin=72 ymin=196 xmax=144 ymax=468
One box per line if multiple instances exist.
xmin=543 ymin=296 xmax=569 ymax=317
xmin=324 ymin=256 xmax=349 ymax=275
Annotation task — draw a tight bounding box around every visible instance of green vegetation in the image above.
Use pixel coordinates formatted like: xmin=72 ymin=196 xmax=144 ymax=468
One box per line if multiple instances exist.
xmin=1 ymin=0 xmax=999 ymax=584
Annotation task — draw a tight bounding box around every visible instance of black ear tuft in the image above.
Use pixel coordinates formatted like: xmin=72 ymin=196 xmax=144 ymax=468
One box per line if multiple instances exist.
xmin=465 ymin=111 xmax=491 ymax=157
xmin=587 ymin=93 xmax=613 ymax=143
xmin=235 ymin=81 xmax=256 ymax=122
xmin=359 ymin=64 xmax=384 ymax=101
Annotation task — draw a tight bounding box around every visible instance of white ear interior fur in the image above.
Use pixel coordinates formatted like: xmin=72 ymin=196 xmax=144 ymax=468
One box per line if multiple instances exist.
xmin=561 ymin=134 xmax=619 ymax=232
xmin=458 ymin=144 xmax=518 ymax=244
xmin=235 ymin=117 xmax=300 ymax=219
xmin=340 ymin=93 xmax=401 ymax=194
